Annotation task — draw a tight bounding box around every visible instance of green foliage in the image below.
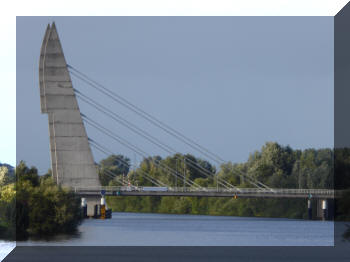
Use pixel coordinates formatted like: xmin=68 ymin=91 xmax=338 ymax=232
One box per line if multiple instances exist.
xmin=334 ymin=148 xmax=350 ymax=221
xmin=335 ymin=148 xmax=350 ymax=189
xmin=158 ymin=197 xmax=176 ymax=214
xmin=106 ymin=143 xmax=344 ymax=220
xmin=1 ymin=143 xmax=347 ymax=242
xmin=173 ymin=197 xmax=192 ymax=214
xmin=0 ymin=166 xmax=15 ymax=186
xmin=336 ymin=191 xmax=350 ymax=221
xmin=15 ymin=161 xmax=40 ymax=187
xmin=98 ymin=155 xmax=130 ymax=186
xmin=0 ymin=184 xmax=16 ymax=239
xmin=0 ymin=161 xmax=83 ymax=240
xmin=25 ymin=178 xmax=82 ymax=237
xmin=122 ymin=142 xmax=334 ymax=191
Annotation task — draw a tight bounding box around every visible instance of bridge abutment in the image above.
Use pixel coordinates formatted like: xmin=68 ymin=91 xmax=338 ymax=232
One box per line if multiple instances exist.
xmin=81 ymin=196 xmax=112 ymax=219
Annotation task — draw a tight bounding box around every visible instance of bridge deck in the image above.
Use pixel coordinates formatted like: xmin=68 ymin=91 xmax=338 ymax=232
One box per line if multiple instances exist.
xmin=73 ymin=187 xmax=337 ymax=199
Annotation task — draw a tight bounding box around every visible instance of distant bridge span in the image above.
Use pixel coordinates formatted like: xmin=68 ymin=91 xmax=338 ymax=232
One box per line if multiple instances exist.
xmin=74 ymin=187 xmax=338 ymax=199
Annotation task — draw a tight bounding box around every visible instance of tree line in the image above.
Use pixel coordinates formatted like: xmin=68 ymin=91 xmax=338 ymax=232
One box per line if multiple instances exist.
xmin=99 ymin=142 xmax=349 ymax=220
xmin=1 ymin=142 xmax=349 ymax=240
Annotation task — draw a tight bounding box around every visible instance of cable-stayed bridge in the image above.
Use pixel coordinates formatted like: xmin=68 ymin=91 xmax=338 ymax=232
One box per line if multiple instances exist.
xmin=38 ymin=22 xmax=337 ymax=219
xmin=74 ymin=186 xmax=336 ymax=199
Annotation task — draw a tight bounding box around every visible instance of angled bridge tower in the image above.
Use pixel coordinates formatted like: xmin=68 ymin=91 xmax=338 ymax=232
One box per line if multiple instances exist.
xmin=39 ymin=23 xmax=100 ymax=188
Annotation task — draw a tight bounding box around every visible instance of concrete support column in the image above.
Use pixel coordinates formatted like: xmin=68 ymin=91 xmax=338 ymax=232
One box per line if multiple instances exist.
xmin=101 ymin=196 xmax=106 ymax=206
xmin=39 ymin=23 xmax=101 ymax=188
xmin=322 ymin=199 xmax=328 ymax=221
xmin=85 ymin=196 xmax=101 ymax=217
xmin=81 ymin=197 xmax=87 ymax=218
xmin=307 ymin=199 xmax=312 ymax=220
xmin=100 ymin=196 xmax=106 ymax=219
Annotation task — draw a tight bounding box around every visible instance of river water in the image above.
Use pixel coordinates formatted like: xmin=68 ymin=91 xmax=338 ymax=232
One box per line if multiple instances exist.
xmin=13 ymin=212 xmax=335 ymax=246
xmin=3 ymin=213 xmax=350 ymax=261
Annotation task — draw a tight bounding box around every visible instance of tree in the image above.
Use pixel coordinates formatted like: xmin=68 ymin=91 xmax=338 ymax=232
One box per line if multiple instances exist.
xmin=0 ymin=166 xmax=14 ymax=186
xmin=104 ymin=143 xmax=336 ymax=220
xmin=98 ymin=155 xmax=130 ymax=186
xmin=0 ymin=183 xmax=16 ymax=240
xmin=15 ymin=161 xmax=39 ymax=187
xmin=10 ymin=161 xmax=83 ymax=240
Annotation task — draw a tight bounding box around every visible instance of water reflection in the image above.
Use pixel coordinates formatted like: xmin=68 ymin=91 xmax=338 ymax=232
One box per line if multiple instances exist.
xmin=25 ymin=231 xmax=82 ymax=242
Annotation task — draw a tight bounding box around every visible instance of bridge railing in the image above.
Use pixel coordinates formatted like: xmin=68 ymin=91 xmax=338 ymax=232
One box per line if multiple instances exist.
xmin=72 ymin=186 xmax=335 ymax=196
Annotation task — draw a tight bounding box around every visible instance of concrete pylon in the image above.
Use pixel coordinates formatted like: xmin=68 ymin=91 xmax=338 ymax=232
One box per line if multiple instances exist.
xmin=39 ymin=22 xmax=100 ymax=188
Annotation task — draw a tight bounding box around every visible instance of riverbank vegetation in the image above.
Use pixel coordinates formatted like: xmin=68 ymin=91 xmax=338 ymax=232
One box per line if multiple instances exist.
xmin=1 ymin=142 xmax=349 ymax=240
xmin=0 ymin=165 xmax=15 ymax=239
xmin=103 ymin=142 xmax=350 ymax=220
xmin=0 ymin=162 xmax=83 ymax=240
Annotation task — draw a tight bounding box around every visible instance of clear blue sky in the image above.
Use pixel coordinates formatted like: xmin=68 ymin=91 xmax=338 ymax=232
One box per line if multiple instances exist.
xmin=16 ymin=16 xmax=333 ymax=174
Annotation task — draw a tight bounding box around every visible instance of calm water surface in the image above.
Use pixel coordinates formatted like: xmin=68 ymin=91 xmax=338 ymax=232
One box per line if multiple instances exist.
xmin=16 ymin=212 xmax=335 ymax=246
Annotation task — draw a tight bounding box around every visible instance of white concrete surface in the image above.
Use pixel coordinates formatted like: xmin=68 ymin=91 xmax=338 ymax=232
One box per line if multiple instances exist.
xmin=39 ymin=23 xmax=100 ymax=188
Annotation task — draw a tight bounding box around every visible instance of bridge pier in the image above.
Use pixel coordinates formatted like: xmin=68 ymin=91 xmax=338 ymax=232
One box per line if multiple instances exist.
xmin=322 ymin=199 xmax=328 ymax=221
xmin=315 ymin=199 xmax=334 ymax=221
xmin=81 ymin=196 xmax=112 ymax=219
xmin=81 ymin=198 xmax=87 ymax=218
xmin=82 ymin=196 xmax=102 ymax=217
xmin=307 ymin=199 xmax=312 ymax=220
